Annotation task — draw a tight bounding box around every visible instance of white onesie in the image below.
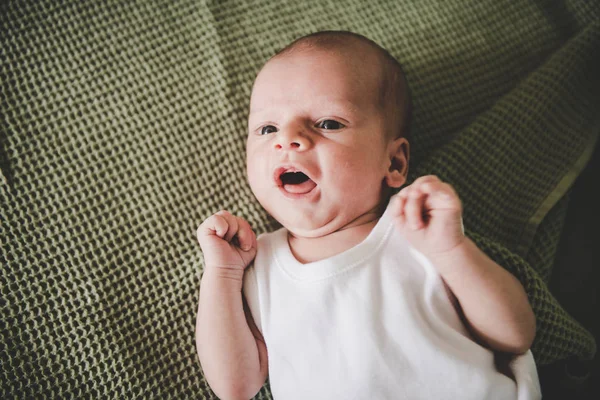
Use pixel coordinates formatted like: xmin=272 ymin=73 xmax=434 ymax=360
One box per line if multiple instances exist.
xmin=243 ymin=203 xmax=541 ymax=399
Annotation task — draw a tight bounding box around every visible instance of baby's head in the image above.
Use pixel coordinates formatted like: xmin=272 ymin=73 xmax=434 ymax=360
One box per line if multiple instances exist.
xmin=246 ymin=31 xmax=411 ymax=238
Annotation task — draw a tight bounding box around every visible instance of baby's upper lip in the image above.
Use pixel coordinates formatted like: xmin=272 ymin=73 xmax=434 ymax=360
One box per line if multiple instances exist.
xmin=273 ymin=165 xmax=313 ymax=186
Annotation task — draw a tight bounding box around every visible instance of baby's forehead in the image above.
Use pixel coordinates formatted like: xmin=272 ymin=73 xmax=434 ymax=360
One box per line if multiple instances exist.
xmin=269 ymin=39 xmax=384 ymax=73
xmin=254 ymin=45 xmax=386 ymax=95
xmin=250 ymin=53 xmax=385 ymax=119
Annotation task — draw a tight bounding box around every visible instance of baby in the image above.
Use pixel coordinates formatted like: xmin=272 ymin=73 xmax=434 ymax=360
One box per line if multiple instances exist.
xmin=196 ymin=31 xmax=541 ymax=399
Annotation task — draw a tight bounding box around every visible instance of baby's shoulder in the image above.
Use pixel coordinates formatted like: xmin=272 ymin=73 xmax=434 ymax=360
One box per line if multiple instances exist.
xmin=250 ymin=227 xmax=287 ymax=271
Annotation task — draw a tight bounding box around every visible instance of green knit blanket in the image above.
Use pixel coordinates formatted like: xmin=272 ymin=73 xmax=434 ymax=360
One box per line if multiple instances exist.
xmin=1 ymin=0 xmax=598 ymax=398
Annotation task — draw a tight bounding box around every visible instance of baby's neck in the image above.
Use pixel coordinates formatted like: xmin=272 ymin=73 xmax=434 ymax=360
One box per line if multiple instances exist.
xmin=287 ymin=212 xmax=380 ymax=264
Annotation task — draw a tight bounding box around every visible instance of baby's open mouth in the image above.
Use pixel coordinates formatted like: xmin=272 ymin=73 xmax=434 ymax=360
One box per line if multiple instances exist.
xmin=276 ymin=168 xmax=317 ymax=195
xmin=281 ymin=171 xmax=310 ymax=185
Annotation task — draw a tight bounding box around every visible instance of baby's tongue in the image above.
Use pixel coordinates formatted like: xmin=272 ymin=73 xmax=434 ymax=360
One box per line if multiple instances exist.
xmin=284 ymin=179 xmax=317 ymax=194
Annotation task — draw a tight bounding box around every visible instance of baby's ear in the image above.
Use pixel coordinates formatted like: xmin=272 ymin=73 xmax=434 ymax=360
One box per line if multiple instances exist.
xmin=385 ymin=137 xmax=409 ymax=188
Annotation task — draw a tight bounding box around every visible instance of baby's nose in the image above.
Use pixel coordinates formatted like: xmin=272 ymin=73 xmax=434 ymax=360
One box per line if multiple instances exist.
xmin=273 ymin=130 xmax=312 ymax=151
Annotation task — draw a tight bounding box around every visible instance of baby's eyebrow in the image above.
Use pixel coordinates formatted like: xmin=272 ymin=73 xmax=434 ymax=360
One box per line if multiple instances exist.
xmin=248 ymin=106 xmax=264 ymax=116
xmin=249 ymin=99 xmax=360 ymax=117
xmin=310 ymin=99 xmax=361 ymax=116
xmin=336 ymin=101 xmax=360 ymax=115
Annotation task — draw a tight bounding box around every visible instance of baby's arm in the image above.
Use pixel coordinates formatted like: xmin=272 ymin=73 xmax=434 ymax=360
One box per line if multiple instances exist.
xmin=391 ymin=176 xmax=536 ymax=354
xmin=427 ymin=237 xmax=536 ymax=354
xmin=195 ymin=211 xmax=268 ymax=400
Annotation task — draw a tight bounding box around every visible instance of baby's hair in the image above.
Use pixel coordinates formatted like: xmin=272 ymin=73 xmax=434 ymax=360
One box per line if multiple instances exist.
xmin=272 ymin=30 xmax=412 ymax=142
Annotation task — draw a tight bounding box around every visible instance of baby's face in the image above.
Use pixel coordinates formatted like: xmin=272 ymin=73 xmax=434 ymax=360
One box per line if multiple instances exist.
xmin=246 ymin=48 xmax=404 ymax=237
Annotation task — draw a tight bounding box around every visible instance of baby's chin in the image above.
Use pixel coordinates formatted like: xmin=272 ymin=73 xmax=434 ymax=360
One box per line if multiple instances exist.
xmin=284 ymin=224 xmax=337 ymax=239
xmin=279 ymin=218 xmax=333 ymax=238
xmin=269 ymin=208 xmax=339 ymax=239
xmin=255 ymin=187 xmax=387 ymax=238
xmin=276 ymin=207 xmax=383 ymax=240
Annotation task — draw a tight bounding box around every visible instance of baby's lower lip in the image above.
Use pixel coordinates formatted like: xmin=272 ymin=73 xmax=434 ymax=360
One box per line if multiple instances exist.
xmin=283 ymin=179 xmax=317 ymax=194
xmin=279 ymin=179 xmax=317 ymax=199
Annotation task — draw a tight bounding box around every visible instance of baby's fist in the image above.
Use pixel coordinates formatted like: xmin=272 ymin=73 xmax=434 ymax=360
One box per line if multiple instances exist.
xmin=390 ymin=175 xmax=465 ymax=257
xmin=197 ymin=211 xmax=257 ymax=274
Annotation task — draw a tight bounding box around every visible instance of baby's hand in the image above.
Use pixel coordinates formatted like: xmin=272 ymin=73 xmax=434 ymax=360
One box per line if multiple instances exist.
xmin=390 ymin=175 xmax=465 ymax=257
xmin=197 ymin=210 xmax=257 ymax=274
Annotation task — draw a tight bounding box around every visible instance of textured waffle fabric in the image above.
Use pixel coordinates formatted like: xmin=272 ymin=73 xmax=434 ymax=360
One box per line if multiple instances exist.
xmin=1 ymin=0 xmax=599 ymax=398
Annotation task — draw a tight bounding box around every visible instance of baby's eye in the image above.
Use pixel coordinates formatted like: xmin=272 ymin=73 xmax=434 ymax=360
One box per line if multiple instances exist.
xmin=260 ymin=125 xmax=278 ymax=135
xmin=317 ymin=120 xmax=345 ymax=130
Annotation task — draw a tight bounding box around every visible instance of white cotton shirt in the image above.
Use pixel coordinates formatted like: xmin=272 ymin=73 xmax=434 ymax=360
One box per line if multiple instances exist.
xmin=243 ymin=204 xmax=541 ymax=400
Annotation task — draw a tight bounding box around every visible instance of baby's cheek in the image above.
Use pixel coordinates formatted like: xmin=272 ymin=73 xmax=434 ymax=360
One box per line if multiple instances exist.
xmin=335 ymin=155 xmax=380 ymax=193
xmin=246 ymin=160 xmax=265 ymax=195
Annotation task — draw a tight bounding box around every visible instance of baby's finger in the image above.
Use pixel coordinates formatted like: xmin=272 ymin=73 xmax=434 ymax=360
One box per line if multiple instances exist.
xmin=412 ymin=175 xmax=441 ymax=187
xmin=405 ymin=189 xmax=426 ymax=230
xmin=397 ymin=183 xmax=412 ymax=199
xmin=389 ymin=194 xmax=407 ymax=222
xmin=420 ymin=182 xmax=461 ymax=211
xmin=418 ymin=180 xmax=451 ymax=195
xmin=235 ymin=217 xmax=256 ymax=252
xmin=390 ymin=193 xmax=406 ymax=213
xmin=197 ymin=213 xmax=229 ymax=242
xmin=215 ymin=210 xmax=239 ymax=242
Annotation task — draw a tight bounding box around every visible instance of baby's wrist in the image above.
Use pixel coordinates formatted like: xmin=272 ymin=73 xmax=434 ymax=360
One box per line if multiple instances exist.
xmin=202 ymin=266 xmax=245 ymax=290
xmin=425 ymin=236 xmax=470 ymax=273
